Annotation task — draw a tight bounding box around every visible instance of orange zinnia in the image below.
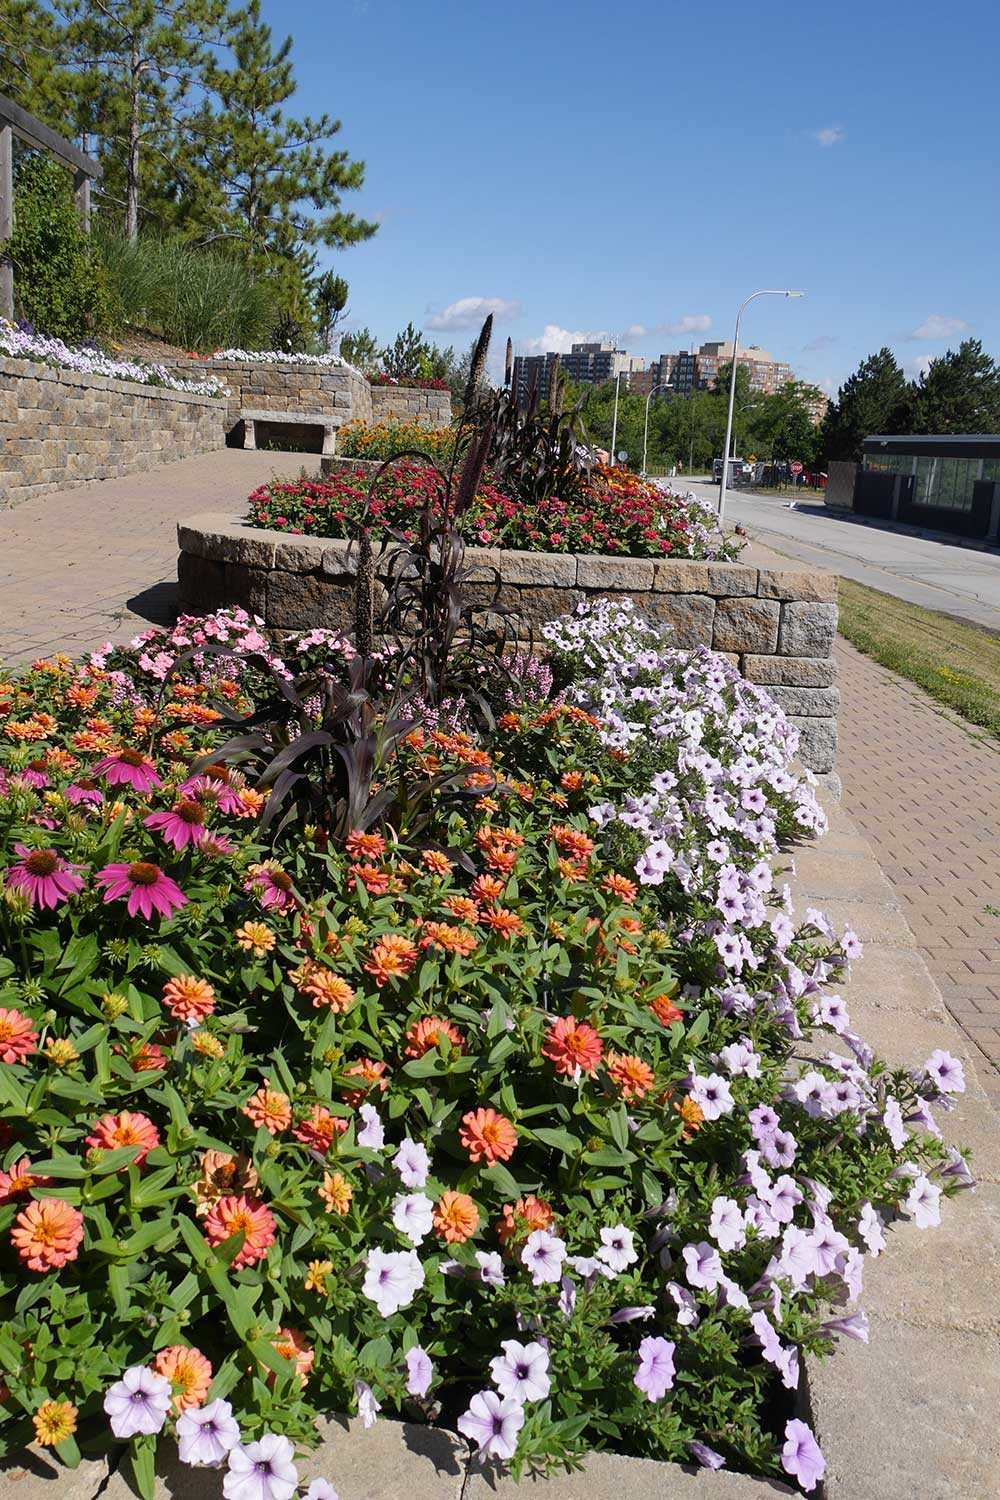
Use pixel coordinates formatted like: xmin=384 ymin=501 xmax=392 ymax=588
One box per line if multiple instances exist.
xmin=299 ymin=966 xmax=355 ymax=1013
xmin=340 ymin=1058 xmax=389 ymax=1106
xmin=481 ymin=905 xmax=524 ymax=938
xmin=0 ymin=1156 xmax=50 ymax=1204
xmin=153 ymin=1345 xmax=213 ymax=1411
xmin=293 ymin=1105 xmax=348 ymax=1153
xmin=243 ymin=1085 xmax=292 ymax=1135
xmin=433 ymin=1191 xmax=480 ymax=1243
xmin=364 ymin=933 xmax=418 ymax=988
xmin=541 ymin=1016 xmax=604 ymax=1077
xmin=345 ymin=829 xmax=387 ymax=860
xmin=318 ymin=1170 xmax=353 ymax=1215
xmin=162 ymin=974 xmax=216 ymax=1024
xmin=194 ymin=1150 xmax=258 ymax=1214
xmin=459 ymin=1107 xmax=518 ymax=1165
xmin=86 ymin=1110 xmax=160 ymax=1164
xmin=496 ymin=1195 xmax=555 ymax=1248
xmin=421 ymin=849 xmax=453 ymax=876
xmin=404 ymin=1016 xmax=466 ymax=1059
xmin=235 ymin=921 xmax=276 ymax=957
xmin=0 ymin=1007 xmax=38 ymax=1063
xmin=602 ymin=871 xmax=638 ymax=901
xmin=673 ymin=1096 xmax=705 ymax=1137
xmin=650 ymin=994 xmax=684 ymax=1027
xmin=270 ymin=1327 xmax=314 ymax=1386
xmin=11 ymin=1198 xmax=84 ymax=1271
xmin=202 ymin=1194 xmax=277 ymax=1269
xmin=606 ymin=1051 xmax=656 ymax=1101
xmin=470 ymin=874 xmax=504 ymax=904
xmin=32 ymin=1400 xmax=77 ymax=1446
xmin=442 ymin=894 xmax=480 ymax=924
xmin=417 ymin=920 xmax=479 ymax=957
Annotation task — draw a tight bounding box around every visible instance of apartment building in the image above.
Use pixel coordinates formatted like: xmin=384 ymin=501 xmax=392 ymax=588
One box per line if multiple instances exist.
xmin=512 ymin=343 xmax=646 ymax=406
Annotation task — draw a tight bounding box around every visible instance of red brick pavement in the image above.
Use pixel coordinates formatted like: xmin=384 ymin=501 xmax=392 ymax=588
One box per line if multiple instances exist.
xmin=835 ymin=638 xmax=1000 ymax=1107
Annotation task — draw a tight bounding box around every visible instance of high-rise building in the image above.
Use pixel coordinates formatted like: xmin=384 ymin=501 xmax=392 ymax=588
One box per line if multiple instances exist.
xmin=653 ymin=342 xmax=793 ymax=397
xmin=511 ymin=343 xmax=646 ymax=407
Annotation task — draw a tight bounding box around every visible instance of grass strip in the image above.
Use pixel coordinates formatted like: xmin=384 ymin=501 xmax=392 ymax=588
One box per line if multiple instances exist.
xmin=837 ymin=577 xmax=1000 ymax=738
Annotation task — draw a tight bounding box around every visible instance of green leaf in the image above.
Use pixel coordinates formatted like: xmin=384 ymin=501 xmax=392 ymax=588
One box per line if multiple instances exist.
xmin=686 ymin=1009 xmax=710 ymax=1045
xmin=528 ymin=1126 xmax=580 ymax=1156
xmin=129 ymin=1438 xmax=157 ymax=1500
xmin=607 ymin=1105 xmax=630 ymax=1152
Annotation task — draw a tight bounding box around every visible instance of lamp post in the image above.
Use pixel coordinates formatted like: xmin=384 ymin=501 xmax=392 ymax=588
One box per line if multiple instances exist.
xmin=641 ymin=382 xmax=671 ymax=476
xmin=718 ymin=289 xmax=804 ymax=519
xmin=609 ymin=370 xmax=624 ymax=466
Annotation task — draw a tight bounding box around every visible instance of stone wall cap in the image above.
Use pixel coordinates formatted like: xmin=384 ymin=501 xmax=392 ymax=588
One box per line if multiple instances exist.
xmin=757 ymin=567 xmax=838 ymax=602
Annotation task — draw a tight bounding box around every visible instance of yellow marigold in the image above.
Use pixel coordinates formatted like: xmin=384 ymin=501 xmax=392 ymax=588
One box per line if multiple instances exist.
xmin=32 ymin=1400 xmax=77 ymax=1446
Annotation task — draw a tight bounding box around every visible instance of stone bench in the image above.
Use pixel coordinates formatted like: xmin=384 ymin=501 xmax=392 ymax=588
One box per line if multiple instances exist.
xmin=241 ymin=409 xmax=339 ymax=455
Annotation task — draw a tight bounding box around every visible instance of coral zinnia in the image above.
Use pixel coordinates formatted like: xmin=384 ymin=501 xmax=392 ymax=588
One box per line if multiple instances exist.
xmin=496 ymin=1195 xmax=555 ymax=1248
xmin=6 ymin=845 xmax=85 ymax=910
xmin=606 ymin=1051 xmax=656 ymax=1101
xmin=235 ymin=921 xmax=276 ymax=957
xmin=433 ymin=1191 xmax=480 ymax=1243
xmin=0 ymin=1007 xmax=39 ymax=1064
xmin=481 ymin=905 xmax=524 ymax=938
xmin=293 ymin=1105 xmax=348 ymax=1153
xmin=404 ymin=1015 xmax=466 ymax=1059
xmin=459 ymin=1107 xmax=518 ymax=1165
xmin=153 ymin=1345 xmax=213 ymax=1412
xmin=541 ymin=1016 xmax=604 ymax=1077
xmin=0 ymin=1156 xmax=50 ymax=1204
xmin=270 ymin=1328 xmax=314 ymax=1386
xmin=11 ymin=1197 xmax=84 ymax=1271
xmin=162 ymin=974 xmax=216 ymax=1023
xmin=92 ymin=748 xmax=161 ymax=792
xmin=364 ymin=933 xmax=418 ymax=988
xmin=341 ymin=1058 xmax=389 ymax=1106
xmin=318 ymin=1171 xmax=354 ymax=1215
xmin=86 ymin=1110 xmax=161 ymax=1164
xmin=193 ymin=1150 xmax=258 ymax=1214
xmin=144 ymin=800 xmax=207 ymax=851
xmin=32 ymin=1400 xmax=78 ymax=1446
xmin=298 ymin=966 xmax=355 ymax=1013
xmin=650 ymin=994 xmax=684 ymax=1027
xmin=202 ymin=1194 xmax=277 ymax=1269
xmin=95 ymin=861 xmax=187 ymax=920
xmin=242 ymin=1085 xmax=292 ymax=1135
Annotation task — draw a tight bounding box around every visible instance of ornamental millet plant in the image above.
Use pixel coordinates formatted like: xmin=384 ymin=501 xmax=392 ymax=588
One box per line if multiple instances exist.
xmin=0 ymin=602 xmax=972 ymax=1498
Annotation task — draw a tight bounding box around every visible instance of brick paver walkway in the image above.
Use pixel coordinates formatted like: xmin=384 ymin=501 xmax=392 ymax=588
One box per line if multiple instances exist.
xmin=835 ymin=638 xmax=1000 ymax=1107
xmin=0 ymin=450 xmax=312 ymax=667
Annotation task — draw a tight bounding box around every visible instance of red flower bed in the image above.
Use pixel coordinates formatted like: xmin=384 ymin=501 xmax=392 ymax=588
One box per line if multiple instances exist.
xmin=371 ymin=374 xmax=451 ymax=391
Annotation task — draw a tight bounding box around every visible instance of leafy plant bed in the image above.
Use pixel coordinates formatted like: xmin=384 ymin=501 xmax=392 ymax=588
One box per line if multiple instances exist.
xmin=0 ymin=597 xmax=968 ymax=1499
xmin=246 ymin=461 xmax=740 ymax=561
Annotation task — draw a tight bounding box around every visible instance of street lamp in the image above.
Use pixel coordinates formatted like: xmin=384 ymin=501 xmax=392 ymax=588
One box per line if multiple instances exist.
xmin=718 ymin=289 xmax=804 ymax=519
xmin=641 ymin=382 xmax=671 ymax=476
xmin=609 ymin=371 xmax=624 ymax=467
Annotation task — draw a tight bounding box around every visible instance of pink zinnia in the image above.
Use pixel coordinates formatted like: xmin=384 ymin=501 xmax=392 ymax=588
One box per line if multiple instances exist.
xmin=95 ymin=861 xmax=187 ymax=920
xmin=92 ymin=749 xmax=161 ymax=792
xmin=144 ymin=800 xmax=208 ymax=850
xmin=6 ymin=846 xmax=85 ymax=910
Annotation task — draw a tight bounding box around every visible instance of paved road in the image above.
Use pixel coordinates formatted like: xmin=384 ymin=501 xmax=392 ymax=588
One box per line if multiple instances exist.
xmin=684 ymin=480 xmax=1000 ymax=633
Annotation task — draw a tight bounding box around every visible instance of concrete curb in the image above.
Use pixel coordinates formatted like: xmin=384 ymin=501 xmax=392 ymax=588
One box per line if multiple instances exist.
xmin=789 ymin=803 xmax=1000 ymax=1500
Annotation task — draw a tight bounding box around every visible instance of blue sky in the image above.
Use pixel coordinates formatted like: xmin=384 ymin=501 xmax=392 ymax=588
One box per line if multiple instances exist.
xmin=274 ymin=0 xmax=999 ymax=395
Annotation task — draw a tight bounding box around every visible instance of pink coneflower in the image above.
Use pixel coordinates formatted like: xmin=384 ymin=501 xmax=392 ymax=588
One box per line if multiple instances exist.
xmin=66 ymin=780 xmax=103 ymax=807
xmin=199 ymin=833 xmax=235 ymax=858
xmin=92 ymin=748 xmax=161 ymax=792
xmin=5 ymin=846 xmax=85 ymax=910
xmin=95 ymin=861 xmax=187 ymax=920
xmin=177 ymin=769 xmax=244 ymax=815
xmin=244 ymin=862 xmax=297 ymax=911
xmin=144 ymin=800 xmax=208 ymax=851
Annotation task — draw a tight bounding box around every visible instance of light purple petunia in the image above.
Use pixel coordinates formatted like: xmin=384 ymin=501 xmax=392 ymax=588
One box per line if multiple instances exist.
xmin=456 ymin=1391 xmax=525 ymax=1461
xmin=103 ymin=1366 xmax=172 ymax=1439
xmin=357 ymin=1103 xmax=385 ymax=1150
xmin=683 ymin=1240 xmax=724 ymax=1291
xmin=708 ymin=1195 xmax=746 ymax=1252
xmin=223 ymin=1434 xmax=298 ymax=1500
xmin=177 ymin=1398 xmax=242 ymax=1467
xmin=391 ymin=1192 xmax=434 ymax=1246
xmin=521 ymin=1229 xmax=568 ymax=1286
xmin=633 ymin=1336 xmax=676 ymax=1401
xmin=905 ymin=1173 xmax=942 ymax=1229
xmin=405 ymin=1345 xmax=433 ymax=1398
xmin=781 ymin=1419 xmax=825 ymax=1492
xmin=923 ymin=1049 xmax=966 ymax=1095
xmin=490 ymin=1339 xmax=550 ymax=1403
xmin=354 ymin=1380 xmax=380 ymax=1429
xmin=394 ymin=1137 xmax=431 ymax=1187
xmin=688 ymin=1441 xmax=726 ymax=1469
xmin=596 ymin=1223 xmax=637 ymax=1273
xmin=688 ymin=1072 xmax=734 ymax=1121
xmin=362 ymin=1248 xmax=425 ymax=1316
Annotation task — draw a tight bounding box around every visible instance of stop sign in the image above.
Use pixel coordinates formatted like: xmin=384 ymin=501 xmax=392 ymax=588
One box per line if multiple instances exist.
xmin=790 ymin=461 xmax=803 ymax=475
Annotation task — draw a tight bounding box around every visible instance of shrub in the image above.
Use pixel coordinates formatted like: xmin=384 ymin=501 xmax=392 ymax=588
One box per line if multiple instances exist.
xmin=0 ymin=603 xmax=970 ymax=1497
xmin=336 ymin=419 xmax=455 ymax=465
xmin=95 ymin=231 xmax=279 ymax=352
xmin=4 ymin=154 xmax=112 ymax=341
xmin=371 ymin=374 xmax=450 ymax=391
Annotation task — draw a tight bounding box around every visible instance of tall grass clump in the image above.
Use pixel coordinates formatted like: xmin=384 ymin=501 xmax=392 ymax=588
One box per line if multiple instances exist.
xmin=96 ymin=230 xmax=279 ymax=351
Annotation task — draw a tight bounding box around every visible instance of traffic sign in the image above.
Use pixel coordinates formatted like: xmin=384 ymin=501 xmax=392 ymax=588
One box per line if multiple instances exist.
xmin=790 ymin=461 xmax=803 ymax=475
xmin=617 ymin=450 xmax=628 ymax=461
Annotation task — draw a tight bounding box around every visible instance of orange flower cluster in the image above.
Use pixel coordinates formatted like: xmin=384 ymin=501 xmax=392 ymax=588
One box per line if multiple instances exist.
xmin=404 ymin=1015 xmax=466 ymax=1059
xmin=460 ymin=1107 xmax=518 ymax=1165
xmin=243 ymin=1085 xmax=293 ymax=1135
xmin=202 ymin=1194 xmax=277 ymax=1269
xmin=162 ymin=974 xmax=216 ymax=1023
xmin=364 ymin=932 xmax=418 ymax=988
xmin=496 ymin=1194 xmax=555 ymax=1247
xmin=542 ymin=1016 xmax=604 ymax=1077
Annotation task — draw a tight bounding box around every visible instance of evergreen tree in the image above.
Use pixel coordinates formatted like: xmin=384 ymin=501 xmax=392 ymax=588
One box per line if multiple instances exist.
xmin=313 ymin=271 xmax=349 ymax=350
xmin=382 ymin=321 xmax=432 ymax=379
xmin=821 ymin=347 xmax=909 ymax=462
xmin=909 ymin=339 xmax=1000 ymax=434
xmin=340 ymin=326 xmax=380 ymax=374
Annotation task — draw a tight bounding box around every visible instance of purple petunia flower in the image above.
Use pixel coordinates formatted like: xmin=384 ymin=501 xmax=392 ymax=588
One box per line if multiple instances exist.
xmin=354 ymin=1380 xmax=380 ymax=1428
xmin=688 ymin=1441 xmax=726 ymax=1469
xmin=405 ymin=1345 xmax=433 ymax=1398
xmin=490 ymin=1339 xmax=550 ymax=1403
xmin=781 ymin=1419 xmax=825 ymax=1492
xmin=923 ymin=1049 xmax=966 ymax=1095
xmin=688 ymin=1071 xmax=734 ymax=1121
xmin=357 ymin=1103 xmax=385 ymax=1150
xmin=391 ymin=1192 xmax=434 ymax=1246
xmin=708 ymin=1195 xmax=746 ymax=1252
xmin=683 ymin=1240 xmax=724 ymax=1291
xmin=476 ymin=1250 xmax=507 ymax=1287
xmin=905 ymin=1173 xmax=942 ymax=1229
xmin=633 ymin=1336 xmax=676 ymax=1401
xmin=457 ymin=1391 xmax=525 ymax=1461
xmin=362 ymin=1248 xmax=425 ymax=1316
xmin=103 ymin=1366 xmax=172 ymax=1438
xmin=521 ymin=1229 xmax=568 ymax=1286
xmin=395 ymin=1137 xmax=430 ymax=1188
xmin=596 ymin=1223 xmax=637 ymax=1273
xmin=177 ymin=1398 xmax=241 ymax=1467
xmin=223 ymin=1434 xmax=299 ymax=1500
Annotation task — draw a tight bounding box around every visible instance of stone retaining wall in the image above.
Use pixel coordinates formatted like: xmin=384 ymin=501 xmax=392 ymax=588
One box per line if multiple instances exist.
xmin=0 ymin=357 xmax=227 ymax=508
xmin=167 ymin=358 xmax=374 ymax=441
xmin=177 ymin=513 xmax=840 ymax=772
xmin=370 ymin=383 xmax=453 ymax=428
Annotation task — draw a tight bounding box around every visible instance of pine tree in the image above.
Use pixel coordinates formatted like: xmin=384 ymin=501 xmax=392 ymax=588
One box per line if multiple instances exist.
xmin=909 ymin=339 xmax=1000 ymax=434
xmin=189 ymin=0 xmax=376 ymax=308
xmin=821 ymin=348 xmax=910 ymax=462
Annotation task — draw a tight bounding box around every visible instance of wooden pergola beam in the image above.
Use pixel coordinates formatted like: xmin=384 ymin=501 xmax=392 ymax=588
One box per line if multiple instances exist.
xmin=0 ymin=93 xmax=102 ymax=320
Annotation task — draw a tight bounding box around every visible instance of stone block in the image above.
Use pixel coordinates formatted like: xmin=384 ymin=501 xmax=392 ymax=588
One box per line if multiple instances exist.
xmin=320 ymin=539 xmax=360 ymax=579
xmin=766 ymin=685 xmax=840 ymax=717
xmin=1 ymin=1450 xmax=113 ymax=1500
xmin=807 ymin=1317 xmax=1000 ymax=1500
xmin=499 ymin=550 xmax=577 ymax=587
xmin=777 ymin=601 xmax=838 ymax=658
xmin=177 ymin=517 xmax=276 ymax=569
xmin=757 ymin=567 xmax=837 ymax=602
xmin=272 ymin=537 xmax=330 ymax=573
xmin=464 ymin=1451 xmax=793 ymax=1498
xmin=576 ymin=554 xmax=655 ymax=590
xmin=177 ymin=550 xmax=226 ymax=614
xmin=643 ymin=592 xmax=716 ymax=647
xmin=787 ymin=714 xmax=837 ymax=773
xmin=712 ymin=597 xmax=780 ymax=654
xmin=515 ymin=587 xmax=582 ymax=630
xmin=268 ymin=569 xmax=356 ymax=631
xmin=742 ymin=655 xmax=837 ymax=688
xmin=223 ymin=561 xmax=268 ymax=616
xmin=652 ymin=559 xmax=713 ymax=593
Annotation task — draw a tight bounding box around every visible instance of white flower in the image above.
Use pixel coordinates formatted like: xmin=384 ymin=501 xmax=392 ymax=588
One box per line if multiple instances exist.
xmin=362 ymin=1248 xmax=425 ymax=1315
xmin=357 ymin=1103 xmax=385 ymax=1150
xmin=223 ymin=1435 xmax=298 ymax=1500
xmin=489 ymin=1338 xmax=551 ymax=1403
xmin=521 ymin=1229 xmax=568 ymax=1286
xmin=354 ymin=1380 xmax=381 ymax=1429
xmin=177 ymin=1399 xmax=241 ymax=1467
xmin=391 ymin=1192 xmax=435 ymax=1245
xmin=103 ymin=1367 xmax=172 ymax=1439
xmin=708 ymin=1194 xmax=746 ymax=1252
xmin=596 ymin=1223 xmax=638 ymax=1273
xmin=905 ymin=1174 xmax=942 ymax=1230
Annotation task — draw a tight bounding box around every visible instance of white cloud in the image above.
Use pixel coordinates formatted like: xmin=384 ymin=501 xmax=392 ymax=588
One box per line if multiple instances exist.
xmin=817 ymin=376 xmax=838 ymax=397
xmin=904 ymin=354 xmax=936 ymax=381
xmin=424 ymin=296 xmax=521 ymax=332
xmin=518 ymin=324 xmax=607 ymax=355
xmin=908 ymin=314 xmax=971 ymax=340
xmin=814 ymin=126 xmax=845 ymax=147
xmin=623 ymin=314 xmax=712 ymax=341
xmin=802 ymin=334 xmax=835 ymax=352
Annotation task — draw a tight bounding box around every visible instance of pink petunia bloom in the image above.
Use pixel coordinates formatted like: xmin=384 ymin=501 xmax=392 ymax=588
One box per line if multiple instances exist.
xmin=144 ymin=800 xmax=209 ymax=851
xmin=95 ymin=861 xmax=187 ymax=920
xmin=92 ymin=749 xmax=162 ymax=792
xmin=6 ymin=845 xmax=85 ymax=909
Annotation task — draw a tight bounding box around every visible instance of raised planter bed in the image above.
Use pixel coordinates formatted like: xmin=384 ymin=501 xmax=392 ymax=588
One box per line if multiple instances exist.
xmin=176 ymin=512 xmax=841 ymax=774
